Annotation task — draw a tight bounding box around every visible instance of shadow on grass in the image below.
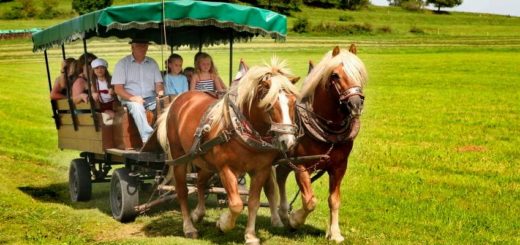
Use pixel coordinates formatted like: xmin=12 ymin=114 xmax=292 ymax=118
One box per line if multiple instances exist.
xmin=142 ymin=206 xmax=324 ymax=243
xmin=18 ymin=183 xmax=324 ymax=241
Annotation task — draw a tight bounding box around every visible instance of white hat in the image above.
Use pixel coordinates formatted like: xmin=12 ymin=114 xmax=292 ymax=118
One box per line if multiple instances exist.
xmin=91 ymin=58 xmax=108 ymax=69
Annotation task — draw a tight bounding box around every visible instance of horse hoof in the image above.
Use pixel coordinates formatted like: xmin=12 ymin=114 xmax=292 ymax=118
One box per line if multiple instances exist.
xmin=216 ymin=220 xmax=232 ymax=233
xmin=191 ymin=212 xmax=204 ymax=223
xmin=327 ymin=234 xmax=345 ymax=243
xmin=272 ymin=219 xmax=284 ymax=228
xmin=245 ymin=237 xmax=260 ymax=245
xmin=184 ymin=231 xmax=198 ymax=239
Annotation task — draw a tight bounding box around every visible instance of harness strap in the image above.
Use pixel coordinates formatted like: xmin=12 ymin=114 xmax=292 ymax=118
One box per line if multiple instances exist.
xmin=165 ymin=129 xmax=233 ymax=166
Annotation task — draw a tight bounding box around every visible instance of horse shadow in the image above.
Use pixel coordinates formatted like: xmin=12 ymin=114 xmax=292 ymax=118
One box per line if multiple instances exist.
xmin=18 ymin=183 xmax=325 ymax=241
xmin=142 ymin=206 xmax=324 ymax=243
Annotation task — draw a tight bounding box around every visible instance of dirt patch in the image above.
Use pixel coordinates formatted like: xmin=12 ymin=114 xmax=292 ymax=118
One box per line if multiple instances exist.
xmin=456 ymin=145 xmax=487 ymax=152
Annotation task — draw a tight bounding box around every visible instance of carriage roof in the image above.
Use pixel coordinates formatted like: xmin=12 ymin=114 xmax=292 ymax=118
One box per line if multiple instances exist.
xmin=31 ymin=0 xmax=287 ymax=52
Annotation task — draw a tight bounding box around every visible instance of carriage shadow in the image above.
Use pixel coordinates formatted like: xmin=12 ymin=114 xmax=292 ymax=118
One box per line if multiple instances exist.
xmin=18 ymin=182 xmax=114 ymax=215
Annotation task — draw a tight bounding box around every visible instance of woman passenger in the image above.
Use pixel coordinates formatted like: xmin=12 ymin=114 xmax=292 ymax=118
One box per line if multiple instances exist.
xmin=50 ymin=58 xmax=76 ymax=100
xmin=71 ymin=52 xmax=97 ymax=104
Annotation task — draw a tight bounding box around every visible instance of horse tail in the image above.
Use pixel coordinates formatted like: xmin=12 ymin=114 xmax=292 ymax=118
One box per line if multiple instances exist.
xmin=156 ymin=99 xmax=176 ymax=153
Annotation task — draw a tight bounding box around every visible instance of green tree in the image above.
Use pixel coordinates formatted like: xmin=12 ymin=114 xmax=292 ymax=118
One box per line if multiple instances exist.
xmin=426 ymin=0 xmax=462 ymax=12
xmin=72 ymin=0 xmax=112 ymax=15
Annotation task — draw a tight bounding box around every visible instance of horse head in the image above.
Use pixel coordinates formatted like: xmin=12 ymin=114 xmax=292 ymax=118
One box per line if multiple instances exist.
xmin=302 ymin=45 xmax=368 ymax=118
xmin=330 ymin=45 xmax=367 ymax=117
xmin=236 ymin=57 xmax=300 ymax=151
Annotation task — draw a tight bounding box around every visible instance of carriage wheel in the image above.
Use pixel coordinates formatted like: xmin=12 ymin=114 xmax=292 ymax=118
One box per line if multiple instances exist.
xmin=110 ymin=168 xmax=139 ymax=223
xmin=69 ymin=158 xmax=92 ymax=202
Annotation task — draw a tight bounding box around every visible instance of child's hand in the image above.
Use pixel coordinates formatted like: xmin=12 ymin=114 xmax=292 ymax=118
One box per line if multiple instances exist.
xmin=80 ymin=93 xmax=89 ymax=103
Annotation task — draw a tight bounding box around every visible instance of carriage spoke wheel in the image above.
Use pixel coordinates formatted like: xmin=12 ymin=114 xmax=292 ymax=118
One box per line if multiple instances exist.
xmin=110 ymin=168 xmax=139 ymax=223
xmin=68 ymin=158 xmax=92 ymax=202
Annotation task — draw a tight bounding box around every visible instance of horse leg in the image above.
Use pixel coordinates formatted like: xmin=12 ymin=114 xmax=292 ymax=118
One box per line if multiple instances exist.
xmin=191 ymin=168 xmax=212 ymax=223
xmin=288 ymin=167 xmax=316 ymax=229
xmin=275 ymin=164 xmax=292 ymax=227
xmin=326 ymin=166 xmax=347 ymax=243
xmin=216 ymin=166 xmax=243 ymax=233
xmin=263 ymin=167 xmax=283 ymax=227
xmin=244 ymin=167 xmax=271 ymax=245
xmin=174 ymin=163 xmax=198 ymax=238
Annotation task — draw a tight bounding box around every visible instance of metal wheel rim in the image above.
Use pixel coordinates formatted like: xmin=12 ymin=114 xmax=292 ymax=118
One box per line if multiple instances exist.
xmin=70 ymin=169 xmax=79 ymax=199
xmin=112 ymin=179 xmax=122 ymax=217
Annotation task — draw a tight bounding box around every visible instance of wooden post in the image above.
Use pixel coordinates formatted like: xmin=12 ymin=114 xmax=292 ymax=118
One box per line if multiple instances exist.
xmin=83 ymin=39 xmax=100 ymax=132
xmin=45 ymin=50 xmax=60 ymax=130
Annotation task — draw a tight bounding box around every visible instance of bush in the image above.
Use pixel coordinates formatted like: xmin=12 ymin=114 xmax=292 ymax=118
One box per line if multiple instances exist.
xmin=410 ymin=26 xmax=425 ymax=34
xmin=401 ymin=0 xmax=424 ymax=11
xmin=303 ymin=0 xmax=335 ymax=8
xmin=312 ymin=22 xmax=373 ymax=35
xmin=2 ymin=5 xmax=24 ymax=19
xmin=1 ymin=0 xmax=37 ymax=19
xmin=292 ymin=17 xmax=310 ymax=33
xmin=378 ymin=25 xmax=392 ymax=33
xmin=338 ymin=15 xmax=354 ymax=22
xmin=338 ymin=0 xmax=369 ymax=10
xmin=39 ymin=0 xmax=61 ymax=19
xmin=72 ymin=0 xmax=112 ymax=15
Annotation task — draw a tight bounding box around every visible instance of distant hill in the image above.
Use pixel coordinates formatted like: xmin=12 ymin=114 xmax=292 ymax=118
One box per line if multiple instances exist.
xmin=1 ymin=1 xmax=519 ymax=38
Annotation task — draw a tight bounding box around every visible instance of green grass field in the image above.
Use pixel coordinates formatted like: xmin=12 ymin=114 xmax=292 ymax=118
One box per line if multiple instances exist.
xmin=1 ymin=2 xmax=519 ymax=245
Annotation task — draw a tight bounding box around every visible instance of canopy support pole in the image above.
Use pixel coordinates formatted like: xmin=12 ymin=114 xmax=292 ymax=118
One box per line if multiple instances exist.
xmin=83 ymin=39 xmax=100 ymax=132
xmin=229 ymin=31 xmax=233 ymax=86
xmin=45 ymin=50 xmax=60 ymax=130
xmin=61 ymin=44 xmax=66 ymax=59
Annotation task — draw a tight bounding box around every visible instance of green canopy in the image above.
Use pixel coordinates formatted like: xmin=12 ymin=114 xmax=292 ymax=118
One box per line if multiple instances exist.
xmin=32 ymin=0 xmax=287 ymax=52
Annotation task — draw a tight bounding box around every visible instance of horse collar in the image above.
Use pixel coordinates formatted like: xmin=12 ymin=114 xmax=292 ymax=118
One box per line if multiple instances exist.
xmin=226 ymin=96 xmax=278 ymax=151
xmin=297 ymin=101 xmax=355 ymax=144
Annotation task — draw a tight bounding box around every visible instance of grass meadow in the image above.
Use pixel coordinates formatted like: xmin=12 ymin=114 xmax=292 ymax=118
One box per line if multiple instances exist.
xmin=1 ymin=3 xmax=520 ymax=245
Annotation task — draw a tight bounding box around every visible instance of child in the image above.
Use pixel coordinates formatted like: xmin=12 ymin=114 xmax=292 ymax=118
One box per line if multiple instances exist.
xmin=90 ymin=58 xmax=115 ymax=122
xmin=190 ymin=52 xmax=226 ymax=93
xmin=164 ymin=54 xmax=189 ymax=96
xmin=183 ymin=66 xmax=195 ymax=85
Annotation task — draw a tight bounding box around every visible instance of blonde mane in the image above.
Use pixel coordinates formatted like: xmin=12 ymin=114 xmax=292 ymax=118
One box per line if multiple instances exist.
xmin=301 ymin=48 xmax=368 ymax=103
xmin=207 ymin=57 xmax=300 ymax=131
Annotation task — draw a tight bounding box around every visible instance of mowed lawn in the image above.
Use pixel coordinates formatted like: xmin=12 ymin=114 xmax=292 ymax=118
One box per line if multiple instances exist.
xmin=0 ymin=35 xmax=519 ymax=244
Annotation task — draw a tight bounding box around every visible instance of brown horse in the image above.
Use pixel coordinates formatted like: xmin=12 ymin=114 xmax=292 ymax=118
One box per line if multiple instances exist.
xmin=156 ymin=58 xmax=300 ymax=244
xmin=274 ymin=46 xmax=368 ymax=243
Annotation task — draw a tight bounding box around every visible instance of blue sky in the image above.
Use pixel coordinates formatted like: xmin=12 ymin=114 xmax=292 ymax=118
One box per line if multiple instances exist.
xmin=370 ymin=0 xmax=520 ymax=17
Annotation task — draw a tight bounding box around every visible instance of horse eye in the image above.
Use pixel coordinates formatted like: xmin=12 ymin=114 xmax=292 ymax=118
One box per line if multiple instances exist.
xmin=331 ymin=73 xmax=340 ymax=81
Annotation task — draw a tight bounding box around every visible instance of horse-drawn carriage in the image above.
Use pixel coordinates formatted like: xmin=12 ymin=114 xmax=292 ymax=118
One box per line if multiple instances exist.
xmin=33 ymin=1 xmax=368 ymax=244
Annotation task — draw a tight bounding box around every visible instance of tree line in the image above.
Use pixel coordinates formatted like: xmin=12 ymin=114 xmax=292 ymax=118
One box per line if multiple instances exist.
xmin=0 ymin=0 xmax=463 ymax=19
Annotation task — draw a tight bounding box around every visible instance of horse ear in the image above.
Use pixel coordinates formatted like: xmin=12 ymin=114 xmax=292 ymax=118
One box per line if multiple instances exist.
xmin=290 ymin=76 xmax=300 ymax=84
xmin=349 ymin=43 xmax=357 ymax=55
xmin=308 ymin=60 xmax=314 ymax=75
xmin=332 ymin=46 xmax=340 ymax=57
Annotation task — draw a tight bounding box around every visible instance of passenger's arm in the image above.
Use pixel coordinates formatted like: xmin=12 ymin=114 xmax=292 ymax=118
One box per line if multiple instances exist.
xmin=215 ymin=76 xmax=227 ymax=91
xmin=71 ymin=78 xmax=88 ymax=104
xmin=189 ymin=74 xmax=199 ymax=90
xmin=114 ymin=84 xmax=143 ymax=104
xmin=50 ymin=77 xmax=66 ymax=100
